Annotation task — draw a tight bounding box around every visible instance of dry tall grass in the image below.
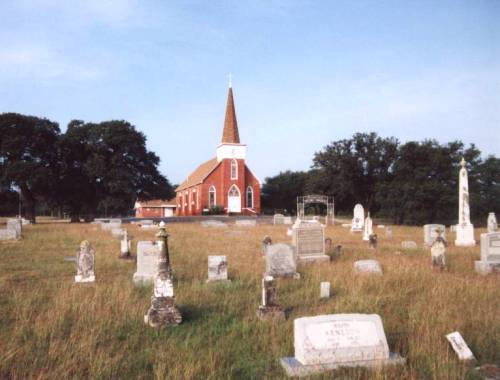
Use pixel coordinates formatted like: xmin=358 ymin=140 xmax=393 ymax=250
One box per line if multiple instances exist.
xmin=0 ymin=222 xmax=498 ymax=379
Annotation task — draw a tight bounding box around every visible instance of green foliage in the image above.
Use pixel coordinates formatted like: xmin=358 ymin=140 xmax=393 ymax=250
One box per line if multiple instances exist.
xmin=261 ymin=170 xmax=308 ymax=214
xmin=207 ymin=205 xmax=225 ymax=215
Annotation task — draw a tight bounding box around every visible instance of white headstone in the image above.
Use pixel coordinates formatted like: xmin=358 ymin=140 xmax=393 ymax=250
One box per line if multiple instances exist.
xmin=351 ymin=204 xmax=364 ymax=232
xmin=280 ymin=314 xmax=405 ymax=377
xmin=354 ymin=260 xmax=382 ymax=274
xmin=207 ymin=255 xmax=229 ymax=282
xmin=75 ymin=241 xmax=95 ymax=283
xmin=455 ymin=158 xmax=475 ymax=246
xmin=284 ymin=216 xmax=293 ymax=225
xmin=362 ymin=213 xmax=373 ymax=241
xmin=487 ymin=212 xmax=498 ymax=233
xmin=446 ymin=332 xmax=475 ymax=361
xmin=274 ymin=214 xmax=285 ymax=225
xmin=6 ymin=218 xmax=22 ymax=238
xmin=475 ymin=232 xmax=500 ymax=274
xmin=133 ymin=241 xmax=162 ymax=285
xmin=423 ymin=224 xmax=446 ymax=247
xmin=265 ymin=243 xmax=299 ymax=279
xmin=292 ymin=220 xmax=328 ymax=263
xmin=0 ymin=229 xmax=18 ymax=240
xmin=320 ymin=282 xmax=330 ymax=298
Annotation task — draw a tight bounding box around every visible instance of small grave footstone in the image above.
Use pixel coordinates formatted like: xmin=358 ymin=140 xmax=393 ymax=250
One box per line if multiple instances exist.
xmin=446 ymin=332 xmax=475 ymax=361
xmin=354 ymin=260 xmax=382 ymax=275
xmin=75 ymin=240 xmax=95 ymax=283
xmin=257 ymin=276 xmax=285 ymax=321
xmin=133 ymin=241 xmax=162 ymax=285
xmin=320 ymin=282 xmax=330 ymax=298
xmin=351 ymin=204 xmax=364 ymax=232
xmin=401 ymin=241 xmax=417 ymax=249
xmin=207 ymin=255 xmax=230 ymax=282
xmin=265 ymin=243 xmax=300 ymax=279
xmin=280 ymin=314 xmax=405 ymax=377
xmin=424 ymin=224 xmax=446 ymax=247
xmin=475 ymin=232 xmax=500 ymax=275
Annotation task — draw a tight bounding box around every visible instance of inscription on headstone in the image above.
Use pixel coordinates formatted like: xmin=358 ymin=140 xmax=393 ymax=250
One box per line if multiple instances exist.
xmin=207 ymin=255 xmax=229 ymax=282
xmin=446 ymin=332 xmax=475 ymax=361
xmin=265 ymin=243 xmax=300 ymax=279
xmin=133 ymin=241 xmax=162 ymax=285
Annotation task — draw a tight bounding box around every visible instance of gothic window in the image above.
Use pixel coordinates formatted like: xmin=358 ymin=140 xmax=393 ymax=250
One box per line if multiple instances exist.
xmin=246 ymin=186 xmax=254 ymax=208
xmin=209 ymin=186 xmax=216 ymax=207
xmin=228 ymin=185 xmax=240 ymax=197
xmin=231 ymin=159 xmax=238 ymax=180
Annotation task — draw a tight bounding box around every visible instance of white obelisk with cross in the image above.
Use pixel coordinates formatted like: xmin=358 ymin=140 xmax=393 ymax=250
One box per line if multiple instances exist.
xmin=455 ymin=158 xmax=475 ymax=246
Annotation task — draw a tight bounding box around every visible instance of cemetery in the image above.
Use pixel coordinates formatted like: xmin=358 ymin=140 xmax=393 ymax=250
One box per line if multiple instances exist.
xmin=0 ymin=216 xmax=499 ymax=378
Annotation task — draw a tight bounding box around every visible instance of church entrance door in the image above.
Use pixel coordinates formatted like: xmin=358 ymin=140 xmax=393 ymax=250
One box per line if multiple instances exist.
xmin=228 ymin=185 xmax=241 ymax=213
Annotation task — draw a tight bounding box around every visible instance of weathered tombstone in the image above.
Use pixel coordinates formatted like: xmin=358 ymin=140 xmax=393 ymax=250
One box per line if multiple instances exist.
xmin=351 ymin=204 xmax=364 ymax=232
xmin=207 ymin=255 xmax=229 ymax=282
xmin=280 ymin=314 xmax=405 ymax=377
xmin=401 ymin=241 xmax=417 ymax=250
xmin=455 ymin=158 xmax=476 ymax=246
xmin=362 ymin=213 xmax=373 ymax=241
xmin=284 ymin=216 xmax=293 ymax=225
xmin=262 ymin=236 xmax=272 ymax=255
xmin=274 ymin=214 xmax=285 ymax=225
xmin=487 ymin=212 xmax=498 ymax=233
xmin=133 ymin=241 xmax=162 ymax=285
xmin=423 ymin=224 xmax=446 ymax=247
xmin=0 ymin=229 xmax=17 ymax=240
xmin=74 ymin=240 xmax=95 ymax=283
xmin=119 ymin=230 xmax=133 ymax=259
xmin=385 ymin=226 xmax=393 ymax=239
xmin=144 ymin=222 xmax=182 ymax=327
xmin=265 ymin=243 xmax=300 ymax=279
xmin=368 ymin=234 xmax=378 ymax=249
xmin=256 ymin=276 xmax=285 ymax=321
xmin=235 ymin=219 xmax=257 ymax=227
xmin=430 ymin=229 xmax=447 ymax=270
xmin=292 ymin=220 xmax=328 ymax=263
xmin=446 ymin=332 xmax=475 ymax=361
xmin=320 ymin=282 xmax=330 ymax=299
xmin=324 ymin=238 xmax=332 ymax=252
xmin=6 ymin=218 xmax=22 ymax=239
xmin=354 ymin=260 xmax=382 ymax=275
xmin=475 ymin=232 xmax=500 ymax=275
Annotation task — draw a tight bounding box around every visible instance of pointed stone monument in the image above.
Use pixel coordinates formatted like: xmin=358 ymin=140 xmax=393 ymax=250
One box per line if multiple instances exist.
xmin=455 ymin=158 xmax=475 ymax=247
xmin=362 ymin=212 xmax=373 ymax=241
xmin=144 ymin=222 xmax=182 ymax=327
xmin=75 ymin=240 xmax=95 ymax=283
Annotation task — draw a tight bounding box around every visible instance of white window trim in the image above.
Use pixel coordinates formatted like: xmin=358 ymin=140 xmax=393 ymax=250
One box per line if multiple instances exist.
xmin=228 ymin=184 xmax=240 ymax=197
xmin=209 ymin=185 xmax=216 ymax=207
xmin=230 ymin=159 xmax=238 ymax=180
xmin=246 ymin=186 xmax=254 ymax=208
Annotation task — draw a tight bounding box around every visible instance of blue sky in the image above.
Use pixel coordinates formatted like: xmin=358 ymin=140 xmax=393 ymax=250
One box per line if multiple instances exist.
xmin=1 ymin=0 xmax=499 ymax=185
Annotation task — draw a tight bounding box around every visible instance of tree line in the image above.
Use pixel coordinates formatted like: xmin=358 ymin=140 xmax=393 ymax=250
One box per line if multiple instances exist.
xmin=261 ymin=132 xmax=499 ymax=225
xmin=0 ymin=113 xmax=174 ymax=222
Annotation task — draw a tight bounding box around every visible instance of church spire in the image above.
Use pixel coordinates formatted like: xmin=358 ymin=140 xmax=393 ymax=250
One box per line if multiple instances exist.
xmin=221 ymin=83 xmax=240 ymax=144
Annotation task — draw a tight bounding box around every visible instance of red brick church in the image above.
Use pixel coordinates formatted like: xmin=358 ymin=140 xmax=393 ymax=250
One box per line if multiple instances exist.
xmin=175 ymin=84 xmax=261 ymax=216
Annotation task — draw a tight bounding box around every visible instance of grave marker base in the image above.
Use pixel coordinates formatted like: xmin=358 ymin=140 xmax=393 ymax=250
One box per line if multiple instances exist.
xmin=257 ymin=306 xmax=285 ymax=321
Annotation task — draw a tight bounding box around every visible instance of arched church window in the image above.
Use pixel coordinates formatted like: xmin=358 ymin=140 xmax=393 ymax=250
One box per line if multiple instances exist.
xmin=209 ymin=186 xmax=216 ymax=207
xmin=231 ymin=159 xmax=238 ymax=180
xmin=228 ymin=185 xmax=240 ymax=197
xmin=246 ymin=186 xmax=254 ymax=208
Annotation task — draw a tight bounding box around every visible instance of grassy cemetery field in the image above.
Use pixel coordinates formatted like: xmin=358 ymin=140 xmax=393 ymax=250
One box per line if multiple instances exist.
xmin=0 ymin=221 xmax=499 ymax=379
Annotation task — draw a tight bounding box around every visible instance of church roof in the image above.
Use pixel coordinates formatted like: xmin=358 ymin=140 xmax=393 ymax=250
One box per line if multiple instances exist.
xmin=221 ymin=86 xmax=240 ymax=144
xmin=135 ymin=198 xmax=177 ymax=208
xmin=176 ymin=157 xmax=220 ymax=192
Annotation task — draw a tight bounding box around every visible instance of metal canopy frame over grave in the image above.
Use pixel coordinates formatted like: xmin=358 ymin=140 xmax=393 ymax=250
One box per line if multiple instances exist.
xmin=297 ymin=195 xmax=335 ymax=225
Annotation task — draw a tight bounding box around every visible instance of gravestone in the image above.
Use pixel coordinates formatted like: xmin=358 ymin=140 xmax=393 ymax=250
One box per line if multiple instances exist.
xmin=351 ymin=204 xmax=364 ymax=232
xmin=368 ymin=234 xmax=378 ymax=249
xmin=257 ymin=276 xmax=285 ymax=321
xmin=133 ymin=241 xmax=162 ymax=285
xmin=280 ymin=314 xmax=405 ymax=377
xmin=207 ymin=255 xmax=229 ymax=282
xmin=324 ymin=238 xmax=332 ymax=252
xmin=362 ymin=213 xmax=373 ymax=241
xmin=274 ymin=214 xmax=285 ymax=225
xmin=0 ymin=229 xmax=18 ymax=240
xmin=292 ymin=221 xmax=328 ymax=263
xmin=6 ymin=218 xmax=22 ymax=238
xmin=446 ymin=332 xmax=475 ymax=361
xmin=74 ymin=240 xmax=95 ymax=283
xmin=475 ymin=232 xmax=500 ymax=275
xmin=354 ymin=260 xmax=382 ymax=275
xmin=111 ymin=228 xmax=125 ymax=237
xmin=141 ymin=219 xmax=154 ymax=225
xmin=141 ymin=224 xmax=158 ymax=230
xmin=101 ymin=221 xmax=121 ymax=231
xmin=201 ymin=220 xmax=228 ymax=228
xmin=235 ymin=219 xmax=257 ymax=227
xmin=455 ymin=158 xmax=476 ymax=246
xmin=487 ymin=212 xmax=498 ymax=233
xmin=284 ymin=216 xmax=293 ymax=225
xmin=431 ymin=233 xmax=447 ymax=270
xmin=265 ymin=243 xmax=300 ymax=279
xmin=119 ymin=230 xmax=132 ymax=259
xmin=401 ymin=241 xmax=417 ymax=249
xmin=423 ymin=224 xmax=446 ymax=247
xmin=320 ymin=282 xmax=330 ymax=298
xmin=262 ymin=236 xmax=272 ymax=255
xmin=385 ymin=226 xmax=393 ymax=239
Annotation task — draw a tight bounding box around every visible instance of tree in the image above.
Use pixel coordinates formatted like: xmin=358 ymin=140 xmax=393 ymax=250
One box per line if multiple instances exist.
xmin=58 ymin=120 xmax=174 ymax=220
xmin=261 ymin=170 xmax=308 ymax=214
xmin=310 ymin=132 xmax=399 ymax=214
xmin=475 ymin=155 xmax=500 ymax=220
xmin=0 ymin=113 xmax=60 ymax=223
